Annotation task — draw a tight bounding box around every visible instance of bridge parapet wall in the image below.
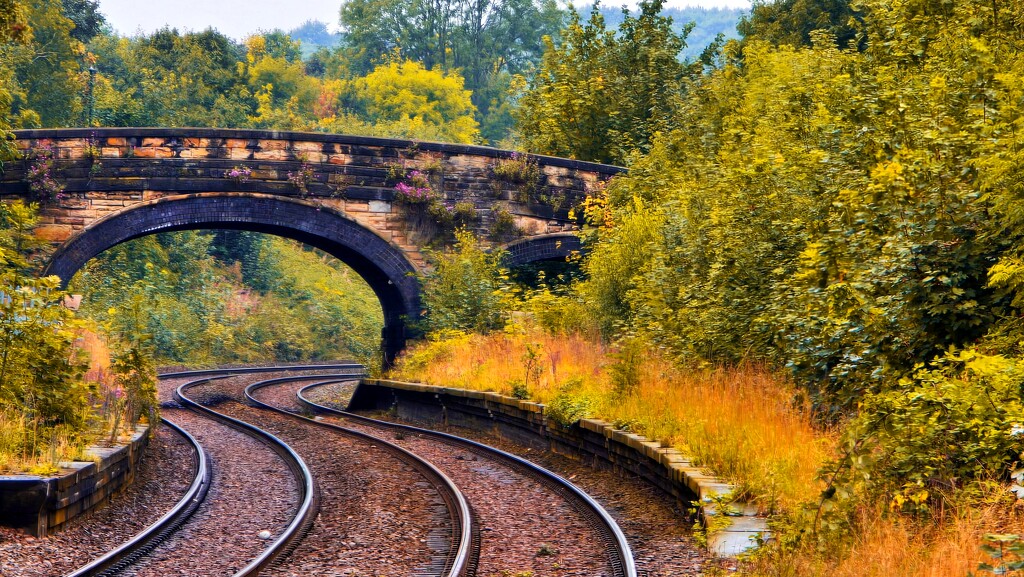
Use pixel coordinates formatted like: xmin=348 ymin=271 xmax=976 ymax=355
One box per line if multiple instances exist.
xmin=1 ymin=129 xmax=623 ymax=268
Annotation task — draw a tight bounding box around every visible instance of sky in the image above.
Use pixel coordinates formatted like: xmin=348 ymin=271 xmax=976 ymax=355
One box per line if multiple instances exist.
xmin=96 ymin=0 xmax=751 ymax=40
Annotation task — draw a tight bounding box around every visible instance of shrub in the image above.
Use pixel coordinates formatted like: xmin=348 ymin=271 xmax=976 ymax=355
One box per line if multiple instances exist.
xmin=489 ymin=203 xmax=522 ymax=242
xmin=420 ymin=229 xmax=514 ymax=333
xmin=544 ymin=378 xmax=596 ymax=426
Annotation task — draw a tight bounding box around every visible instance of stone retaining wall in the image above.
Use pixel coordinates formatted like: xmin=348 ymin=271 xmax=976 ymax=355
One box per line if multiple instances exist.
xmin=0 ymin=425 xmax=149 ymax=536
xmin=350 ymin=379 xmax=767 ymax=556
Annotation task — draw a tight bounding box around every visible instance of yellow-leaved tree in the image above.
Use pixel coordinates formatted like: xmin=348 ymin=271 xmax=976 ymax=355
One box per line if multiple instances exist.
xmin=345 ymin=58 xmax=480 ymax=144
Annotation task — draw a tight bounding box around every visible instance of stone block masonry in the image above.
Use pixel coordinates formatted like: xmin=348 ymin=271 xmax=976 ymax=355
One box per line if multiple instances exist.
xmin=2 ymin=128 xmax=622 ymax=261
xmin=0 ymin=128 xmax=625 ymax=367
xmin=0 ymin=425 xmax=149 ymax=537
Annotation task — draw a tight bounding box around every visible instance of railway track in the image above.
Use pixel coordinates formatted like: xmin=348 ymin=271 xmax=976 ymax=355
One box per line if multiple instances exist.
xmin=64 ymin=366 xmax=359 ymax=577
xmin=252 ymin=374 xmax=639 ymax=577
xmin=184 ymin=373 xmax=475 ymax=577
xmin=4 ymin=363 xmax=649 ymax=577
xmin=65 ymin=417 xmax=210 ymax=577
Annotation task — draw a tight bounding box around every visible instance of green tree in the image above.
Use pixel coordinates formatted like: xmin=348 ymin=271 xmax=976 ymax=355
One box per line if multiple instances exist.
xmin=88 ymin=27 xmax=250 ymax=127
xmin=737 ymin=0 xmax=861 ymax=49
xmin=421 ymin=229 xmax=512 ymax=333
xmin=0 ymin=0 xmax=31 ymax=157
xmin=0 ymin=203 xmax=90 ymax=440
xmin=514 ymin=0 xmax=690 ymax=164
xmin=61 ymin=0 xmax=104 ymax=43
xmin=338 ymin=0 xmax=562 ymax=141
xmin=7 ymin=0 xmax=84 ymax=128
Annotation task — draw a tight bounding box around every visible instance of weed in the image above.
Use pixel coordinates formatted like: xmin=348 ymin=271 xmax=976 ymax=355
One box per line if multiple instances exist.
xmin=490 ymin=203 xmax=522 ymax=242
xmin=536 ymin=543 xmax=559 ymax=556
xmin=288 ymin=161 xmax=316 ymax=195
xmin=390 ymin=327 xmax=830 ymax=511
xmin=510 ymin=380 xmax=530 ymax=400
xmin=227 ymin=165 xmax=252 ymax=183
xmin=26 ymin=145 xmax=64 ymax=203
xmin=522 ymin=342 xmax=543 ymax=391
xmin=493 ymin=152 xmax=542 ymax=201
xmin=545 ymin=378 xmax=595 ymax=426
xmin=974 ymin=534 xmax=1024 ymax=576
xmin=693 ymin=491 xmax=739 ymax=549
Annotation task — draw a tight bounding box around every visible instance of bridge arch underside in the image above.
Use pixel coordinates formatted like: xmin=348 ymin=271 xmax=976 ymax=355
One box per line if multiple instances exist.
xmin=502 ymin=234 xmax=582 ymax=268
xmin=46 ymin=194 xmax=420 ymax=366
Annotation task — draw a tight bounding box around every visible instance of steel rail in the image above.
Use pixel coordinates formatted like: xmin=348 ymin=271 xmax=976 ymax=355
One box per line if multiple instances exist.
xmin=298 ymin=378 xmax=639 ymax=577
xmin=64 ymin=401 xmax=211 ymax=577
xmin=175 ymin=377 xmax=320 ymax=577
xmin=244 ymin=374 xmax=476 ymax=577
xmin=158 ymin=363 xmax=365 ymax=379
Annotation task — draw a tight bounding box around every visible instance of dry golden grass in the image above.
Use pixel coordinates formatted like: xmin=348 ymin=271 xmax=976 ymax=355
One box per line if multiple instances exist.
xmin=746 ymin=495 xmax=1024 ymax=577
xmin=393 ymin=328 xmax=833 ymax=511
xmin=394 ymin=328 xmax=1024 ymax=575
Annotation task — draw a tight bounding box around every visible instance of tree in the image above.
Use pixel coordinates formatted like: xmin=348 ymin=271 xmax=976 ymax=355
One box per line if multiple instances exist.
xmin=347 ymin=58 xmax=480 ymax=143
xmin=7 ymin=0 xmax=84 ymax=128
xmin=61 ymin=0 xmax=104 ymax=43
xmin=0 ymin=0 xmax=31 ymax=44
xmin=421 ymin=229 xmax=511 ymax=333
xmin=514 ymin=0 xmax=690 ymax=164
xmin=0 ymin=203 xmax=90 ymax=437
xmin=88 ymin=27 xmax=250 ymax=128
xmin=338 ymin=0 xmax=562 ymax=141
xmin=0 ymin=0 xmax=30 ymax=160
xmin=513 ymin=7 xmax=615 ymax=163
xmin=737 ymin=0 xmax=861 ymax=49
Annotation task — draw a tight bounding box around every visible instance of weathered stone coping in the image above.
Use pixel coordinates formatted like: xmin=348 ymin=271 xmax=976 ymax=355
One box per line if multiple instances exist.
xmin=350 ymin=379 xmax=768 ymax=556
xmin=0 ymin=424 xmax=149 ymax=536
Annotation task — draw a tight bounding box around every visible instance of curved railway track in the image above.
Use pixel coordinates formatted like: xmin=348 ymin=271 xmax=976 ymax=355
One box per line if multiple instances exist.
xmin=65 ymin=417 xmax=210 ymax=577
xmin=184 ymin=372 xmax=475 ymax=577
xmin=253 ymin=374 xmax=639 ymax=577
xmin=64 ymin=366 xmax=357 ymax=577
xmin=172 ymin=377 xmax=319 ymax=576
xmin=32 ymin=364 xmax=644 ymax=577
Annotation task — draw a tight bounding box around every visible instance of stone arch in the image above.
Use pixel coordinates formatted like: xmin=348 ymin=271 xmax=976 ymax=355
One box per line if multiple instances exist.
xmin=500 ymin=233 xmax=582 ymax=268
xmin=46 ymin=193 xmax=420 ymax=366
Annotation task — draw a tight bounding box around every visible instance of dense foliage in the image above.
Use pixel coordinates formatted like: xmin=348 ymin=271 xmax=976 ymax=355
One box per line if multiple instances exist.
xmin=0 ymin=202 xmax=157 ymax=474
xmin=419 ymin=229 xmax=514 ymax=334
xmin=508 ymin=0 xmax=1024 ymax=562
xmin=513 ymin=0 xmax=692 ymax=165
xmin=71 ymin=232 xmax=384 ymax=367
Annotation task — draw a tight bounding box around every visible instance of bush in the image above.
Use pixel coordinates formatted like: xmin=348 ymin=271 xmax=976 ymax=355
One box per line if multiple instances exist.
xmin=544 ymin=378 xmax=596 ymax=426
xmin=821 ymin=349 xmax=1024 ymax=517
xmin=421 ymin=229 xmax=516 ymax=333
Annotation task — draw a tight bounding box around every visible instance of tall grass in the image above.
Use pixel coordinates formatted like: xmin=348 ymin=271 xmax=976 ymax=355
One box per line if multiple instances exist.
xmin=0 ymin=328 xmax=111 ymax=474
xmin=393 ymin=328 xmax=833 ymax=511
xmin=745 ymin=490 xmax=1024 ymax=577
xmin=394 ymin=329 xmax=1023 ymax=574
xmin=0 ymin=410 xmax=86 ymax=475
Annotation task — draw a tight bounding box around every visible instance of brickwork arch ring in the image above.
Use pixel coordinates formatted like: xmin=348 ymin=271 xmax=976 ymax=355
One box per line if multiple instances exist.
xmin=500 ymin=233 xmax=583 ymax=268
xmin=45 ymin=193 xmax=420 ymax=366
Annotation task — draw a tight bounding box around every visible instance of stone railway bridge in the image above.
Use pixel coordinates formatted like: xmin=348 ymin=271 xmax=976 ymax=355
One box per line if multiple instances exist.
xmin=0 ymin=128 xmax=623 ymax=364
